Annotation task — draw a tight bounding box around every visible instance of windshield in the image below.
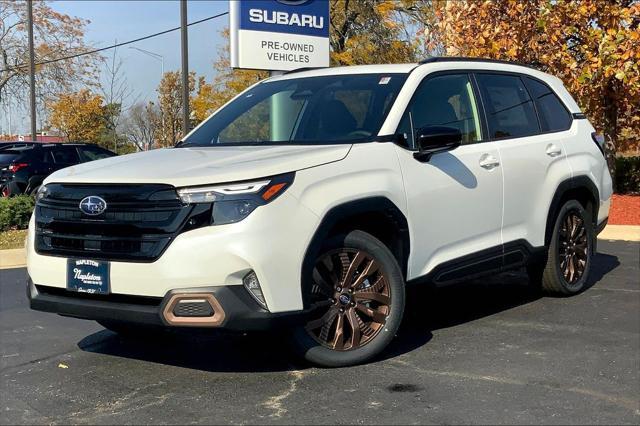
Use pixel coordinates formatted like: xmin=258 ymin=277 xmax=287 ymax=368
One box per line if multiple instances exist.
xmin=182 ymin=73 xmax=407 ymax=147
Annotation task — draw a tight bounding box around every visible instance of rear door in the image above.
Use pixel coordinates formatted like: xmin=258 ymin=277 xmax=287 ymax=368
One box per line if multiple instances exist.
xmin=395 ymin=72 xmax=504 ymax=280
xmin=475 ymin=73 xmax=572 ymax=249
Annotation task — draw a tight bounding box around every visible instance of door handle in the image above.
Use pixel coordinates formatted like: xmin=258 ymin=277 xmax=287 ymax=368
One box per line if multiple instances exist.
xmin=546 ymin=144 xmax=562 ymax=157
xmin=479 ymin=153 xmax=500 ymax=170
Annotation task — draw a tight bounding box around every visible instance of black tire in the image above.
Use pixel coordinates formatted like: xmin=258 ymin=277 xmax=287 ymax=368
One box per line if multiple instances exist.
xmin=97 ymin=320 xmax=166 ymax=339
xmin=291 ymin=230 xmax=405 ymax=367
xmin=531 ymin=200 xmax=594 ymax=295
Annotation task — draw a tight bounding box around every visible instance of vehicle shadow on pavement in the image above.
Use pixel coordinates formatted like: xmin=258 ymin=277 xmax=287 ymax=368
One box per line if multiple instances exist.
xmin=77 ymin=252 xmax=620 ymax=371
xmin=78 ymin=328 xmax=302 ymax=373
xmin=383 ymin=251 xmax=620 ymax=361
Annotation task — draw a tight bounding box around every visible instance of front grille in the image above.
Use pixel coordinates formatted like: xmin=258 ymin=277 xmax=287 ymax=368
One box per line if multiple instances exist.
xmin=35 ymin=184 xmax=212 ymax=262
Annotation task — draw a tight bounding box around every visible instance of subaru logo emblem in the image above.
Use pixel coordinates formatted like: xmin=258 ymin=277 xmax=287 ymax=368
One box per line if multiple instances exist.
xmin=79 ymin=196 xmax=107 ymax=216
xmin=339 ymin=293 xmax=351 ymax=305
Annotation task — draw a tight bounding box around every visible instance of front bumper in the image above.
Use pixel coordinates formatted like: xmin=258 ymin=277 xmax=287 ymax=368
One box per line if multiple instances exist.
xmin=26 ymin=191 xmax=320 ymax=313
xmin=28 ymin=278 xmax=308 ymax=331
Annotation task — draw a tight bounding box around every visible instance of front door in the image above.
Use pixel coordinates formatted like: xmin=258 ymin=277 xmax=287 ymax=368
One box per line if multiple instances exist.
xmin=395 ymin=73 xmax=504 ymax=281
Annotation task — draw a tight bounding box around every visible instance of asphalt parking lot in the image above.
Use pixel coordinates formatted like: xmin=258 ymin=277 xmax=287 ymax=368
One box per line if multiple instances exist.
xmin=1 ymin=240 xmax=638 ymax=425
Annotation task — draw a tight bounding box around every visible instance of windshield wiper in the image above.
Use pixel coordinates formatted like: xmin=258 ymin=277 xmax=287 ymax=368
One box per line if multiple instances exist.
xmin=174 ymin=140 xmax=195 ymax=148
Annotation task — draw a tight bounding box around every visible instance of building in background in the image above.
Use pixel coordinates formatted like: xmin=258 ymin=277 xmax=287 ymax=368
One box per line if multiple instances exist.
xmin=0 ymin=132 xmax=63 ymax=143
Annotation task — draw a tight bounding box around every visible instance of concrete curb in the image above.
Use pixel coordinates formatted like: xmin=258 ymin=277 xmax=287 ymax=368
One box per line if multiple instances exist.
xmin=597 ymin=225 xmax=640 ymax=242
xmin=0 ymin=225 xmax=638 ymax=270
xmin=0 ymin=248 xmax=26 ymax=270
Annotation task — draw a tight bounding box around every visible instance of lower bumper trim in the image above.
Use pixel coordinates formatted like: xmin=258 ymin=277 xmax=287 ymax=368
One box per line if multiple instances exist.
xmin=28 ymin=279 xmax=307 ymax=331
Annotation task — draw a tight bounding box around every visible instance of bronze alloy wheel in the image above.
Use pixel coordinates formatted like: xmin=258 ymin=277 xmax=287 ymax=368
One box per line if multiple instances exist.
xmin=306 ymin=248 xmax=391 ymax=351
xmin=558 ymin=210 xmax=589 ymax=285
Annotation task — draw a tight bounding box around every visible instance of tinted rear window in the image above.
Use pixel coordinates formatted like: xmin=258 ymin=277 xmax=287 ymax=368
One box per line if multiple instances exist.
xmin=476 ymin=73 xmax=540 ymax=139
xmin=0 ymin=153 xmax=20 ymax=163
xmin=524 ymin=77 xmax=572 ymax=132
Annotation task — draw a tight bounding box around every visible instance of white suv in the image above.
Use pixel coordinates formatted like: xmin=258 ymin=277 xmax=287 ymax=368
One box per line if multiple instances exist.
xmin=27 ymin=58 xmax=612 ymax=367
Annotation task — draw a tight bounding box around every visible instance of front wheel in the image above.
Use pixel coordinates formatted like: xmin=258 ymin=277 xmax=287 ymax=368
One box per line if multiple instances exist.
xmin=529 ymin=199 xmax=594 ymax=295
xmin=291 ymin=230 xmax=405 ymax=367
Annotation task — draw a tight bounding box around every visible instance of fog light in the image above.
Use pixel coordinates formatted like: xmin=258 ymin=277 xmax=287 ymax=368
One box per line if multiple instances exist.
xmin=243 ymin=271 xmax=267 ymax=309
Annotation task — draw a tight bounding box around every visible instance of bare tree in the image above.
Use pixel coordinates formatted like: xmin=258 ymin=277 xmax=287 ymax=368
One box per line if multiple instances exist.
xmin=0 ymin=0 xmax=99 ymax=105
xmin=122 ymin=101 xmax=160 ymax=151
xmin=100 ymin=41 xmax=137 ymax=152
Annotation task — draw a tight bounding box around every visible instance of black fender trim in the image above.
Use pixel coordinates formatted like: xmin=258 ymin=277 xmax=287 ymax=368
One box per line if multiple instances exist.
xmin=408 ymin=239 xmax=546 ymax=287
xmin=300 ymin=197 xmax=410 ymax=306
xmin=545 ymin=175 xmax=599 ymax=247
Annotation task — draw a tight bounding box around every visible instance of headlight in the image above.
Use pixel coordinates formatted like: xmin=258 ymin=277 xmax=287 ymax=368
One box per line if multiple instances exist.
xmin=176 ymin=180 xmax=270 ymax=204
xmin=176 ymin=173 xmax=294 ymax=225
xmin=35 ymin=185 xmax=49 ymax=201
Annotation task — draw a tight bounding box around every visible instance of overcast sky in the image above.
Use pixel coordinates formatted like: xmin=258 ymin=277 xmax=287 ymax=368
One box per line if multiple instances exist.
xmin=4 ymin=0 xmax=229 ymax=134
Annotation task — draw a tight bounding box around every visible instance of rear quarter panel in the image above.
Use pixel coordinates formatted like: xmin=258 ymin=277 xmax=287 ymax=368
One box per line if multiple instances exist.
xmin=564 ymin=119 xmax=613 ymax=224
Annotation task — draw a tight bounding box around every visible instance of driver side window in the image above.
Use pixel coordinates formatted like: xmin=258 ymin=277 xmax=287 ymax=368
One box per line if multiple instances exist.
xmin=398 ymin=74 xmax=482 ymax=148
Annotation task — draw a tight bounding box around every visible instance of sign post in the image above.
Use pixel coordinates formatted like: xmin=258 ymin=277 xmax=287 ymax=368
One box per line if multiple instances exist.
xmin=229 ymin=0 xmax=330 ymax=72
xmin=180 ymin=0 xmax=190 ymax=137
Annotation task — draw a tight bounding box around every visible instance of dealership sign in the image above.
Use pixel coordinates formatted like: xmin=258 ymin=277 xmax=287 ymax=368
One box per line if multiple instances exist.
xmin=230 ymin=0 xmax=330 ymax=71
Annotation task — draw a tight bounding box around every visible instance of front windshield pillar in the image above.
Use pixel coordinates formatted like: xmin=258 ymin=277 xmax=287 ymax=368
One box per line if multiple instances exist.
xmin=270 ymin=91 xmax=299 ymax=141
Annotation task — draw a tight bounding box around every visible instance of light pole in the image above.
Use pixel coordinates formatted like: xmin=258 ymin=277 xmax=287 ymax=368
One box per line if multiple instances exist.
xmin=180 ymin=0 xmax=190 ymax=138
xmin=27 ymin=0 xmax=37 ymax=141
xmin=129 ymin=46 xmax=165 ymax=148
xmin=128 ymin=46 xmax=164 ymax=76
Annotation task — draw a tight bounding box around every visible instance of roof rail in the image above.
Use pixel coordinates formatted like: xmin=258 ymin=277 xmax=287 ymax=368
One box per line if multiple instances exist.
xmin=419 ymin=56 xmax=544 ymax=71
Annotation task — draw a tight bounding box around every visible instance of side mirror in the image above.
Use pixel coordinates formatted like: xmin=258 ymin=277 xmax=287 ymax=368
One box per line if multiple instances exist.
xmin=413 ymin=126 xmax=462 ymax=162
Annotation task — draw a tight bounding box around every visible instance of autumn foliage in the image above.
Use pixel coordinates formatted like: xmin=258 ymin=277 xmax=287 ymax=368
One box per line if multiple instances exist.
xmin=0 ymin=0 xmax=98 ymax=103
xmin=48 ymin=89 xmax=106 ymax=143
xmin=425 ymin=0 xmax=640 ymax=155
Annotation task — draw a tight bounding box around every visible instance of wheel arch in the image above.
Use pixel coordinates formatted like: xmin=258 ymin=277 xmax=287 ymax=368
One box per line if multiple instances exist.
xmin=545 ymin=175 xmax=599 ymax=247
xmin=300 ymin=197 xmax=410 ymax=306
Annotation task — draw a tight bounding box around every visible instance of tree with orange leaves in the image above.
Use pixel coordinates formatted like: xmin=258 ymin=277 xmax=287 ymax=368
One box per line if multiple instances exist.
xmin=48 ymin=89 xmax=106 ymax=144
xmin=424 ymin=0 xmax=639 ymax=159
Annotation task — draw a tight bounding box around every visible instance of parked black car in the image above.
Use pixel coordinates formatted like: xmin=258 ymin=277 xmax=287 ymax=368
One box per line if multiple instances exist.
xmin=0 ymin=143 xmax=116 ymax=197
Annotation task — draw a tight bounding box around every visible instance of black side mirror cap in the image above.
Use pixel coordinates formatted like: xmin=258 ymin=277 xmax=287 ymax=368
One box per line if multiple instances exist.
xmin=413 ymin=126 xmax=462 ymax=162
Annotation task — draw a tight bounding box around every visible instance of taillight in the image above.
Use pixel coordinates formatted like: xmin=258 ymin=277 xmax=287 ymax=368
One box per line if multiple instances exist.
xmin=8 ymin=162 xmax=28 ymax=173
xmin=591 ymin=132 xmax=606 ymax=156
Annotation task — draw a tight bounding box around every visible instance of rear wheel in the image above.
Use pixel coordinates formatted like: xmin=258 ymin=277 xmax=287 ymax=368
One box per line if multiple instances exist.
xmin=291 ymin=230 xmax=405 ymax=367
xmin=529 ymin=200 xmax=593 ymax=295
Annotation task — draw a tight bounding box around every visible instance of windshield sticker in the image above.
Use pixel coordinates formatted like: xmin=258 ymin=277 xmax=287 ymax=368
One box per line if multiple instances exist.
xmin=379 ymin=77 xmax=391 ymax=85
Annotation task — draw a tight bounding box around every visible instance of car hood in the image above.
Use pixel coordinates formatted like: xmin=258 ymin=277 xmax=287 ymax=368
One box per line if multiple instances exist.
xmin=44 ymin=144 xmax=352 ymax=187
